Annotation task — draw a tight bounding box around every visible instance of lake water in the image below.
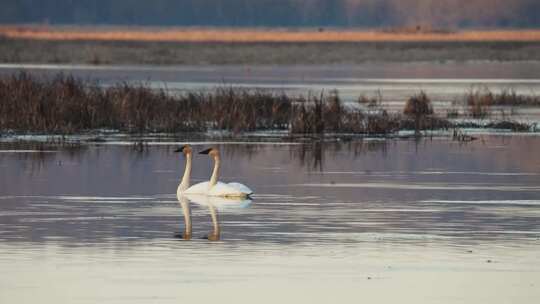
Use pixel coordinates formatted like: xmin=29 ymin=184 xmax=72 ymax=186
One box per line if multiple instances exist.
xmin=1 ymin=135 xmax=539 ymax=303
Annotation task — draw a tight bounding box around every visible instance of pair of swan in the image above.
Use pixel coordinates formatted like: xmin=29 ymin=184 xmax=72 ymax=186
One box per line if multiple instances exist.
xmin=175 ymin=145 xmax=253 ymax=241
xmin=175 ymin=145 xmax=253 ymax=199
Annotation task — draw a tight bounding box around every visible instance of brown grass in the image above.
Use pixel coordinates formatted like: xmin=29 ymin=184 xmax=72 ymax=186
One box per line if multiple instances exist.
xmin=0 ymin=73 xmax=405 ymax=135
xmin=0 ymin=73 xmax=290 ymax=133
xmin=0 ymin=73 xmax=535 ymax=135
xmin=2 ymin=26 xmax=540 ymax=42
xmin=404 ymin=92 xmax=434 ymax=135
xmin=463 ymin=89 xmax=540 ymax=118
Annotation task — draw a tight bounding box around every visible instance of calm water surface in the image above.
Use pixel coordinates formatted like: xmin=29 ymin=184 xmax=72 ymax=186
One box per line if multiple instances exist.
xmin=1 ymin=62 xmax=540 ymax=101
xmin=1 ymin=135 xmax=539 ymax=303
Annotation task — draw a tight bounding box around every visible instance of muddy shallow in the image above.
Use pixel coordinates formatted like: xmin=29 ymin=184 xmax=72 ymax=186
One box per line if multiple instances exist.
xmin=0 ymin=135 xmax=539 ymax=303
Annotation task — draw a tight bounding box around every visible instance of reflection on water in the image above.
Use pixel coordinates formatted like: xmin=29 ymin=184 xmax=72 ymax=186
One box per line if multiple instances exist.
xmin=1 ymin=136 xmax=539 ymax=244
xmin=1 ymin=136 xmax=539 ymax=303
xmin=176 ymin=196 xmax=192 ymax=240
xmin=180 ymin=194 xmax=253 ymax=241
xmin=291 ymin=139 xmax=389 ymax=171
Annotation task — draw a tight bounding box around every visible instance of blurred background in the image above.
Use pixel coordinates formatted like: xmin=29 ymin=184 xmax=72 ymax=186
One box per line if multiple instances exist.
xmin=1 ymin=0 xmax=539 ymax=28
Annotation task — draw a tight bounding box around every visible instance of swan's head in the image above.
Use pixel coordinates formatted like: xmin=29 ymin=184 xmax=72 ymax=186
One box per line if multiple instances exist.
xmin=174 ymin=144 xmax=192 ymax=156
xmin=199 ymin=147 xmax=219 ymax=158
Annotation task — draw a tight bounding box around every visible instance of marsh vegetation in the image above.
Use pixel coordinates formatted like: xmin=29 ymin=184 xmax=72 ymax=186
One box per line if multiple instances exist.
xmin=0 ymin=73 xmax=537 ymax=135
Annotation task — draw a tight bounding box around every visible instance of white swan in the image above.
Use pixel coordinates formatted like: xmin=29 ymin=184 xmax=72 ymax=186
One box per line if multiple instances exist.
xmin=184 ymin=147 xmax=253 ymax=198
xmin=175 ymin=144 xmax=194 ymax=200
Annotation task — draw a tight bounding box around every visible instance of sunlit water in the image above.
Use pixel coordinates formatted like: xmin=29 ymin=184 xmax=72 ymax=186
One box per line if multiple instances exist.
xmin=1 ymin=135 xmax=539 ymax=303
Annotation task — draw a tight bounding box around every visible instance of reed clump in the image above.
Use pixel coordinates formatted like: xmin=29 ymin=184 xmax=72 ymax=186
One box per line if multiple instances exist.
xmin=0 ymin=73 xmax=536 ymax=136
xmin=403 ymin=91 xmax=434 ymax=135
xmin=462 ymin=88 xmax=540 ymax=118
xmin=478 ymin=89 xmax=540 ymax=107
xmin=289 ymin=91 xmax=401 ymax=135
xmin=0 ymin=73 xmax=291 ymax=134
xmin=466 ymin=89 xmax=493 ymax=118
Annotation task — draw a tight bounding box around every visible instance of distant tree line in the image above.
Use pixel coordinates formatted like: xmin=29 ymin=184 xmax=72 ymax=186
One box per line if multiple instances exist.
xmin=1 ymin=0 xmax=539 ymax=28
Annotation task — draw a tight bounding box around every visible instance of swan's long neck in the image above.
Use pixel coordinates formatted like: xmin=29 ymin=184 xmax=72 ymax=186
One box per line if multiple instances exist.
xmin=179 ymin=153 xmax=192 ymax=191
xmin=209 ymin=155 xmax=220 ymax=187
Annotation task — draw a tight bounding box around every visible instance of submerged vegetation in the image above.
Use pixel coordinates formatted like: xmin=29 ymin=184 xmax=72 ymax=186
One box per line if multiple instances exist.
xmin=0 ymin=73 xmax=537 ymax=136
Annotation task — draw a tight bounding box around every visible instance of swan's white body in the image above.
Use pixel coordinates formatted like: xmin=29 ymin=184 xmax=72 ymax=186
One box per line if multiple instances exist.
xmin=176 ymin=146 xmax=253 ymax=198
xmin=185 ymin=148 xmax=253 ymax=198
xmin=184 ymin=181 xmax=252 ymax=198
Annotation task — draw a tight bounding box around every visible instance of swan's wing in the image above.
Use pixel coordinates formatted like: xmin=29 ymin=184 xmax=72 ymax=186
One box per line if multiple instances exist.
xmin=208 ymin=182 xmax=252 ymax=198
xmin=184 ymin=181 xmax=211 ymax=195
xmin=207 ymin=182 xmax=237 ymax=196
xmin=185 ymin=181 xmax=253 ymax=197
xmin=226 ymin=182 xmax=253 ymax=195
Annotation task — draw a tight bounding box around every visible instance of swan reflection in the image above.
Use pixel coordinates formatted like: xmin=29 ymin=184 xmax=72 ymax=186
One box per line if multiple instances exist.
xmin=180 ymin=194 xmax=252 ymax=241
xmin=176 ymin=196 xmax=192 ymax=240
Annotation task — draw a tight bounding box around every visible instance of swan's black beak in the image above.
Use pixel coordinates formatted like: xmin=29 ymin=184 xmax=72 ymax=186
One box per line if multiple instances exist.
xmin=199 ymin=148 xmax=212 ymax=155
xmin=174 ymin=146 xmax=185 ymax=153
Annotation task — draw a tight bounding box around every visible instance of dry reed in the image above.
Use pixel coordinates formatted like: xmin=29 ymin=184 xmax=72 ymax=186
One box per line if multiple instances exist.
xmin=0 ymin=73 xmax=535 ymax=136
xmin=403 ymin=91 xmax=434 ymax=135
xmin=463 ymin=88 xmax=540 ymax=118
xmin=0 ymin=73 xmax=290 ymax=133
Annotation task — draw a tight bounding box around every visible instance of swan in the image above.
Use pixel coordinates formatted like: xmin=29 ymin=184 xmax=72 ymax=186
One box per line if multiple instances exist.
xmin=175 ymin=144 xmax=212 ymax=196
xmin=185 ymin=148 xmax=253 ymax=198
xmin=175 ymin=144 xmax=194 ymax=199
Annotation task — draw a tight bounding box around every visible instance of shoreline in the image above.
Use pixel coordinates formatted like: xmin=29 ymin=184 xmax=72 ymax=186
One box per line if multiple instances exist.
xmin=2 ymin=38 xmax=540 ymax=65
xmin=3 ymin=26 xmax=540 ymax=43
